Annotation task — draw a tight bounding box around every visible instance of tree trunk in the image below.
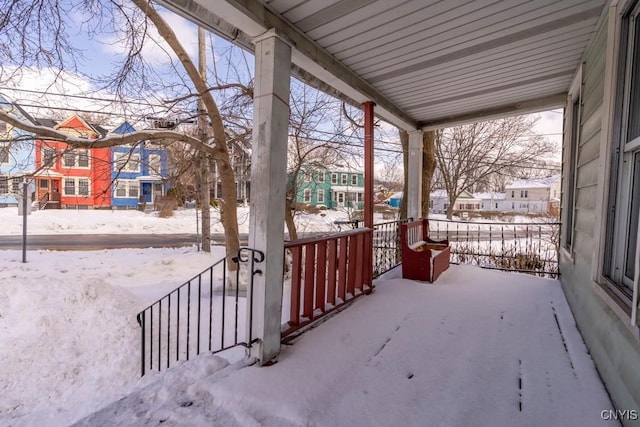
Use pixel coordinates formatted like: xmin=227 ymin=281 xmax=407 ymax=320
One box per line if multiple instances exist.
xmin=198 ymin=27 xmax=211 ymax=253
xmin=134 ymin=0 xmax=240 ymax=268
xmin=446 ymin=200 xmax=455 ymax=220
xmin=421 ymin=131 xmax=436 ymax=218
xmin=399 ymin=130 xmax=409 ymax=220
xmin=284 ymin=197 xmax=297 ymax=240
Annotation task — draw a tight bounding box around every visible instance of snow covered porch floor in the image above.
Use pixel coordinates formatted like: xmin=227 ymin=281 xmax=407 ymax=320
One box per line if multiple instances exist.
xmin=79 ymin=265 xmax=613 ymax=426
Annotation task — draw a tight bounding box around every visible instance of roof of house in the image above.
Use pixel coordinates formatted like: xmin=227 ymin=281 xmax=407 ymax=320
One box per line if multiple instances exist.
xmin=505 ymin=175 xmax=561 ymax=189
xmin=474 ymin=192 xmax=506 ymax=200
xmin=111 ymin=121 xmax=136 ymax=135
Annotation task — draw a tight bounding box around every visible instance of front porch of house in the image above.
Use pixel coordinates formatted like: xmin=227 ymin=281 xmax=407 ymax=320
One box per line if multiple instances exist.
xmin=90 ymin=263 xmax=614 ymax=425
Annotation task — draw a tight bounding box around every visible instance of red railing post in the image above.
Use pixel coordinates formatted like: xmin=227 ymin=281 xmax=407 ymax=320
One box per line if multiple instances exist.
xmin=303 ymin=244 xmax=316 ymax=319
xmin=327 ymin=239 xmax=337 ymax=306
xmin=289 ymin=246 xmax=302 ymax=326
xmin=316 ymin=240 xmax=327 ymax=313
xmin=337 ymin=236 xmax=348 ymax=301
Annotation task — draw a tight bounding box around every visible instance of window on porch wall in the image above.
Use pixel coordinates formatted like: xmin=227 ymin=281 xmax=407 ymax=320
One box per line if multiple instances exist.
xmin=604 ymin=0 xmax=640 ymax=302
xmin=0 ymin=177 xmax=8 ymax=194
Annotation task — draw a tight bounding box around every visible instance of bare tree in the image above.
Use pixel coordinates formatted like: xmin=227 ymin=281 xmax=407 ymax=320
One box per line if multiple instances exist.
xmin=435 ymin=116 xmax=554 ymax=219
xmin=286 ymin=82 xmax=350 ymax=239
xmin=0 ymin=0 xmax=243 ymax=264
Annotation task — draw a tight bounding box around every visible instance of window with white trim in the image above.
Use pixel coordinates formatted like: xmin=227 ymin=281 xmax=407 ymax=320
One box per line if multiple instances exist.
xmin=114 ymin=152 xmax=141 ymax=173
xmin=304 ymin=170 xmax=311 ymax=182
xmin=317 ymin=189 xmax=324 ymax=203
xmin=303 ymin=188 xmax=311 ymax=203
xmin=604 ymin=0 xmax=640 ymax=302
xmin=63 ymin=151 xmax=75 ymax=167
xmin=148 ymin=154 xmax=161 ymax=174
xmin=341 ymin=174 xmax=348 ymax=185
xmin=351 ymin=174 xmax=358 ymax=186
xmin=11 ymin=178 xmax=21 ymax=193
xmin=114 ymin=179 xmax=139 ymax=198
xmin=331 ymin=173 xmax=338 ymax=184
xmin=63 ymin=177 xmax=90 ymax=196
xmin=318 ymin=171 xmax=325 ymax=183
xmin=42 ymin=148 xmax=55 ymax=167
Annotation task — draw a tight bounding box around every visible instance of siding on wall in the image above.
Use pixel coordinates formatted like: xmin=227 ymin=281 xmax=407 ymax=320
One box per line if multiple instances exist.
xmin=574 ymin=18 xmax=607 ymax=242
xmin=560 ymin=11 xmax=640 ymax=416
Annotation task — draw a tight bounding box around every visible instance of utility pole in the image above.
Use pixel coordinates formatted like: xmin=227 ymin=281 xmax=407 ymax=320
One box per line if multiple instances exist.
xmin=198 ymin=26 xmax=212 ymax=252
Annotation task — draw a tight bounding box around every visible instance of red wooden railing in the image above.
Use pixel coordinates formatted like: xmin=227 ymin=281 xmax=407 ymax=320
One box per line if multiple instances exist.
xmin=282 ymin=228 xmax=373 ymax=337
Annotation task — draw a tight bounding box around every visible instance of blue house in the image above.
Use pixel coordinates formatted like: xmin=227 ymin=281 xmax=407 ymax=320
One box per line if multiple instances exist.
xmin=0 ymin=94 xmax=37 ymax=207
xmin=110 ymin=122 xmax=168 ymax=209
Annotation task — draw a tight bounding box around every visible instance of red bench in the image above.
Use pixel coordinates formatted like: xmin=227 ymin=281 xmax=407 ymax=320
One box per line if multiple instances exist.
xmin=400 ymin=219 xmax=450 ymax=282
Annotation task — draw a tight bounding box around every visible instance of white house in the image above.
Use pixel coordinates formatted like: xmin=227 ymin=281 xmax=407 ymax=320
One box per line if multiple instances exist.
xmin=474 ymin=192 xmax=509 ymax=212
xmin=504 ymin=175 xmax=561 ymax=213
xmin=429 ymin=190 xmax=481 ymax=215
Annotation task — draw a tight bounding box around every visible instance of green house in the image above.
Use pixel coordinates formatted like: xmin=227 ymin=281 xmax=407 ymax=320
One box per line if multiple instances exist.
xmin=293 ymin=163 xmax=364 ymax=210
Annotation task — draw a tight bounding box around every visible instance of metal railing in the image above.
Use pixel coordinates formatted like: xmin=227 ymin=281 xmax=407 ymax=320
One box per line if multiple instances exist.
xmin=136 ymin=247 xmax=264 ymax=376
xmin=371 ymin=218 xmax=414 ymax=277
xmin=428 ymin=219 xmax=560 ymax=277
xmin=283 ymin=228 xmax=373 ymax=337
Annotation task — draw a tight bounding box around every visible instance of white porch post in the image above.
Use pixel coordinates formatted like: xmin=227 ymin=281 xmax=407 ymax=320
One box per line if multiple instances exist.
xmin=407 ymin=130 xmax=423 ymax=219
xmin=247 ymin=29 xmax=291 ymax=364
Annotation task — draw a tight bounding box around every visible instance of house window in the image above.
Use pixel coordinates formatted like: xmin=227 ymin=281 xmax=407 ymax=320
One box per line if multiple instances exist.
xmin=303 ymin=189 xmax=311 ymax=203
xmin=317 ymin=189 xmax=325 ymax=203
xmin=0 ymin=176 xmax=8 ymax=194
xmin=304 ymin=171 xmax=312 ymax=182
xmin=78 ymin=150 xmax=89 ymax=168
xmin=331 ymin=173 xmax=338 ymax=184
xmin=148 ymin=154 xmax=161 ymax=174
xmin=114 ymin=179 xmax=139 ymax=198
xmin=318 ymin=172 xmax=325 ymax=183
xmin=565 ymin=96 xmax=580 ymax=251
xmin=39 ymin=179 xmax=48 ymax=189
xmin=357 ymin=192 xmax=363 ymax=202
xmin=351 ymin=174 xmax=358 ymax=186
xmin=78 ymin=178 xmax=89 ymax=196
xmin=341 ymin=174 xmax=348 ymax=185
xmin=0 ymin=145 xmax=9 ymax=163
xmin=63 ymin=152 xmax=76 ymax=167
xmin=495 ymin=203 xmax=498 ymax=209
xmin=511 ymin=202 xmax=515 ymax=209
xmin=603 ymin=1 xmax=640 ymax=300
xmin=42 ymin=148 xmax=55 ymax=167
xmin=520 ymin=190 xmax=528 ymax=198
xmin=63 ymin=177 xmax=90 ymax=196
xmin=114 ymin=152 xmax=141 ymax=173
xmin=64 ymin=178 xmax=75 ymax=195
xmin=11 ymin=178 xmax=21 ymax=193
xmin=511 ymin=190 xmax=515 ymax=198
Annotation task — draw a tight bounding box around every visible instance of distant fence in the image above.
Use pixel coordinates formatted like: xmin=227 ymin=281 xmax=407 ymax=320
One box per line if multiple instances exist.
xmin=428 ymin=219 xmax=560 ymax=277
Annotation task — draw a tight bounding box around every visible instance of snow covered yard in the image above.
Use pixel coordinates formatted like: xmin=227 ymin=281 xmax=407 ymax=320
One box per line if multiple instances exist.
xmin=0 ymin=206 xmax=360 ymax=235
xmin=0 ymin=242 xmax=614 ymax=426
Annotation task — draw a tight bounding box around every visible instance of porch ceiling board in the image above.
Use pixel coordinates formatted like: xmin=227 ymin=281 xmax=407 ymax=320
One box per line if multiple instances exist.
xmin=162 ymin=0 xmax=607 ymax=130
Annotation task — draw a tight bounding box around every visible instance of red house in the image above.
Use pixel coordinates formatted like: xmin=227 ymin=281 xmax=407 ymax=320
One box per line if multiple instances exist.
xmin=34 ymin=114 xmax=111 ymax=209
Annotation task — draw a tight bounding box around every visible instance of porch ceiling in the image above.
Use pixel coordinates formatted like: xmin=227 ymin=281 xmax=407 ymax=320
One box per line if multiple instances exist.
xmin=161 ymin=0 xmax=608 ymax=130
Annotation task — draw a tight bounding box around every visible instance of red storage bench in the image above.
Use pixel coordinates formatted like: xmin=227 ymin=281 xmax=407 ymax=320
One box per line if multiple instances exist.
xmin=400 ymin=219 xmax=450 ymax=282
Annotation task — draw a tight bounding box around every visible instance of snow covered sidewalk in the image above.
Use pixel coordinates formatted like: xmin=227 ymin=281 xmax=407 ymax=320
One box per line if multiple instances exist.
xmin=76 ymin=265 xmax=613 ymax=427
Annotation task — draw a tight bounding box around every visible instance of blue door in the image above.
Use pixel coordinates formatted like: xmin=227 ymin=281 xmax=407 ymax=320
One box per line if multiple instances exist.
xmin=142 ymin=182 xmax=152 ymax=203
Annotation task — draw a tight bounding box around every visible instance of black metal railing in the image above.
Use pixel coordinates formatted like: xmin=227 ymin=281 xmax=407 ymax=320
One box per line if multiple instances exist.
xmin=428 ymin=219 xmax=560 ymax=277
xmin=136 ymin=247 xmax=264 ymax=376
xmin=372 ymin=218 xmax=414 ymax=277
